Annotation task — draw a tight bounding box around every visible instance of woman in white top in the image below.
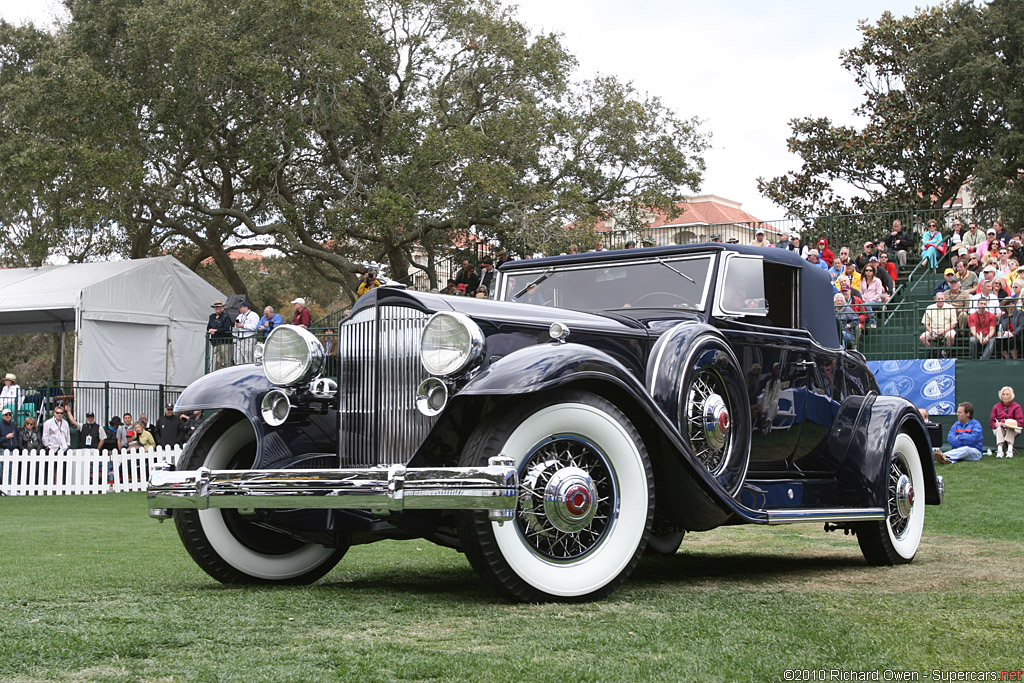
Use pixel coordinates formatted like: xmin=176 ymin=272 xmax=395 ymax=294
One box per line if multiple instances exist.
xmin=1 ymin=373 xmax=21 ymax=411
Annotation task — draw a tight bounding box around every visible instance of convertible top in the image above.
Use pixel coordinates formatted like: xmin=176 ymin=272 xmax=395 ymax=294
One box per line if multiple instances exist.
xmin=500 ymin=243 xmax=840 ymax=349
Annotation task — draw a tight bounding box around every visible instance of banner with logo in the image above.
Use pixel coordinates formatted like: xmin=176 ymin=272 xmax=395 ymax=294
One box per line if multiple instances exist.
xmin=866 ymin=359 xmax=956 ymax=415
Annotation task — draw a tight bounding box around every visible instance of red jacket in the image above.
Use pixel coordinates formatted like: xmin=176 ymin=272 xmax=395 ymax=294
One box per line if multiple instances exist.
xmin=816 ymin=239 xmax=835 ymax=267
xmin=990 ymin=400 xmax=1023 ymax=430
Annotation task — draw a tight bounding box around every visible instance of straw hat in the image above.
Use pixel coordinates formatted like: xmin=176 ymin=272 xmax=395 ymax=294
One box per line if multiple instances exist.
xmin=3 ymin=373 xmax=15 ymax=383
xmin=1003 ymin=418 xmax=1020 ymax=433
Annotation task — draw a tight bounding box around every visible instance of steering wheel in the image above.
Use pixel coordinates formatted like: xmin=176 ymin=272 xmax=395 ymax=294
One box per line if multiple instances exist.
xmin=631 ymin=291 xmax=689 ymax=307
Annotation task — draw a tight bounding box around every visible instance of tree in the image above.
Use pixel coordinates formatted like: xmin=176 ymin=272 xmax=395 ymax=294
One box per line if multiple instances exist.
xmin=0 ymin=0 xmax=708 ymax=287
xmin=758 ymin=2 xmax=995 ymax=218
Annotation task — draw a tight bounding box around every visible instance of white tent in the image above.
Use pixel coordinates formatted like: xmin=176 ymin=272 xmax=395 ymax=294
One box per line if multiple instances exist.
xmin=0 ymin=256 xmax=225 ymax=386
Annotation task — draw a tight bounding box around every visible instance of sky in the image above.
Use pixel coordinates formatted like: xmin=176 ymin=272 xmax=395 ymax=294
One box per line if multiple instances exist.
xmin=1 ymin=0 xmax=927 ymax=222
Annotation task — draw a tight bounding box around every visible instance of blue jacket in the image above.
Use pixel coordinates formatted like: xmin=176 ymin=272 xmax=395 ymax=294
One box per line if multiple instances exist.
xmin=1 ymin=418 xmax=18 ymax=450
xmin=948 ymin=418 xmax=983 ymax=451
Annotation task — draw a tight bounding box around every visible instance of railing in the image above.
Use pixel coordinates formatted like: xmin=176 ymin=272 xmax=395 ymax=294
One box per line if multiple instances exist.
xmin=205 ymin=327 xmax=336 ymax=374
xmin=2 ymin=381 xmax=187 ymax=429
xmin=0 ymin=446 xmax=181 ymax=496
xmin=840 ymin=299 xmax=1022 ymax=361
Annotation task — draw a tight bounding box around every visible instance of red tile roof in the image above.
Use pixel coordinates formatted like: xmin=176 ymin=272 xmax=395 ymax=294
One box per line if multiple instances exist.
xmin=592 ymin=195 xmax=767 ymax=233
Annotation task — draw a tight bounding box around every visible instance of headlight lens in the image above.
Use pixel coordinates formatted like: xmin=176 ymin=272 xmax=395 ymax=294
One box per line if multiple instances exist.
xmin=262 ymin=325 xmax=324 ymax=386
xmin=420 ymin=312 xmax=484 ymax=376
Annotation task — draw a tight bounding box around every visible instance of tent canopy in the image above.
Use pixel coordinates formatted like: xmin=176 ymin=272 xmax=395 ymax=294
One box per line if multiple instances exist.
xmin=0 ymin=256 xmax=225 ymax=385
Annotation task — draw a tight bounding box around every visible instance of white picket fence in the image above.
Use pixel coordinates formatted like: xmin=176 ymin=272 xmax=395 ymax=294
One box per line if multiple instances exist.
xmin=0 ymin=446 xmax=181 ymax=496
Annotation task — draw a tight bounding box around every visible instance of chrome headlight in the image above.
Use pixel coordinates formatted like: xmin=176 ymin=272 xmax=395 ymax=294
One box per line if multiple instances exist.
xmin=420 ymin=312 xmax=484 ymax=377
xmin=262 ymin=325 xmax=324 ymax=386
xmin=261 ymin=389 xmax=291 ymax=426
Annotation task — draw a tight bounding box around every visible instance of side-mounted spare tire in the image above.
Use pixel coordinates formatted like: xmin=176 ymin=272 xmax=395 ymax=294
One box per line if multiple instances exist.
xmin=649 ymin=326 xmax=751 ymax=496
xmin=173 ymin=415 xmax=348 ymax=584
xmin=458 ymin=390 xmax=654 ymax=602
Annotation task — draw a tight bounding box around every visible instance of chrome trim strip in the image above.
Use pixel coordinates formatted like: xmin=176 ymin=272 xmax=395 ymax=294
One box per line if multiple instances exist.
xmin=147 ymin=457 xmax=518 ymax=516
xmin=765 ymin=507 xmax=887 ymax=524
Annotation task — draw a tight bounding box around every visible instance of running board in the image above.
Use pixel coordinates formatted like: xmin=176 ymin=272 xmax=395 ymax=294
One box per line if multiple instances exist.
xmin=764 ymin=508 xmax=886 ymax=524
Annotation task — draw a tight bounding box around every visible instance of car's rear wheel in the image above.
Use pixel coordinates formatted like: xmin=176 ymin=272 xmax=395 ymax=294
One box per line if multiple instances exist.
xmin=458 ymin=390 xmax=654 ymax=602
xmin=173 ymin=416 xmax=347 ymax=584
xmin=856 ymin=432 xmax=925 ymax=565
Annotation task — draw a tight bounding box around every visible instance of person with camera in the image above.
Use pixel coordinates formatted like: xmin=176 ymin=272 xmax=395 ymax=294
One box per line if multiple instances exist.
xmin=357 ymin=269 xmax=382 ymax=297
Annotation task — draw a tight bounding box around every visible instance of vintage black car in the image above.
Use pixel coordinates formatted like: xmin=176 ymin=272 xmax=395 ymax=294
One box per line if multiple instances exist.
xmin=149 ymin=244 xmax=944 ymax=602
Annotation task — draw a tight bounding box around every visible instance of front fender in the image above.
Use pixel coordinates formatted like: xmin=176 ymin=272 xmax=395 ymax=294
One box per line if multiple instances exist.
xmin=457 ymin=341 xmax=768 ymax=527
xmin=175 ymin=365 xmax=338 ymax=469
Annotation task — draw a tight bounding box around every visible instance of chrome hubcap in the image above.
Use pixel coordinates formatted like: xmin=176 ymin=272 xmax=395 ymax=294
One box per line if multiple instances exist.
xmin=517 ymin=436 xmax=614 ymax=561
xmin=702 ymin=393 xmax=731 ymax=451
xmin=543 ymin=467 xmax=598 ymax=533
xmin=686 ymin=369 xmax=732 ymax=475
xmin=895 ymin=474 xmax=914 ymax=519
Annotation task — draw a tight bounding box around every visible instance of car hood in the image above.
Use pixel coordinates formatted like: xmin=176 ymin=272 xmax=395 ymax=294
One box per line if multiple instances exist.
xmin=365 ymin=287 xmax=648 ymax=337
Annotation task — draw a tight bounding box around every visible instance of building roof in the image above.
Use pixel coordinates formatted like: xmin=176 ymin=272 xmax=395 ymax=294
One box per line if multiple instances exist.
xmin=593 ymin=195 xmax=768 ymax=233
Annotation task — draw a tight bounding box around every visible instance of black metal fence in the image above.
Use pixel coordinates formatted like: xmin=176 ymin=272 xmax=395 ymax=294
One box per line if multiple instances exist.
xmin=2 ymin=380 xmax=186 ymax=428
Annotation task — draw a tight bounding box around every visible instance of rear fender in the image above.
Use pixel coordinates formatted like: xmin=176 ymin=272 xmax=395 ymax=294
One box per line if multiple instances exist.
xmin=831 ymin=394 xmax=939 ymax=508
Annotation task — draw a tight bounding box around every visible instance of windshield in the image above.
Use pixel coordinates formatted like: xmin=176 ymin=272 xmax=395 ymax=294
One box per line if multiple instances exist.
xmin=500 ymin=256 xmax=714 ymax=311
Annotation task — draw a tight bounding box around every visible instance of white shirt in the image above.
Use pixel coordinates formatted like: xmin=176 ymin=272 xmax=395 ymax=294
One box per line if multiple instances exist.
xmin=0 ymin=383 xmax=22 ymax=410
xmin=234 ymin=310 xmax=259 ymax=338
xmin=42 ymin=417 xmax=70 ymax=451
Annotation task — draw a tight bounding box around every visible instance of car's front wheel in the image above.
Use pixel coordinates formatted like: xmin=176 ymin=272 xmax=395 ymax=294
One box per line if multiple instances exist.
xmin=173 ymin=416 xmax=348 ymax=584
xmin=856 ymin=432 xmax=925 ymax=565
xmin=458 ymin=390 xmax=654 ymax=602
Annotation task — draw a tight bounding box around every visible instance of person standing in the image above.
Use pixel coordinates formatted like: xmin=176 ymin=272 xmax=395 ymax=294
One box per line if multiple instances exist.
xmin=207 ymin=301 xmax=233 ymax=370
xmin=453 ymin=260 xmax=480 ymax=292
xmin=933 ymin=402 xmax=983 ymax=464
xmin=990 ymin=386 xmax=1022 ymax=458
xmin=155 ymin=405 xmax=185 ymax=447
xmin=256 ymin=306 xmax=283 ymax=339
xmin=356 ymin=269 xmax=382 ymax=296
xmin=42 ymin=406 xmax=77 ymax=452
xmin=79 ymin=412 xmax=102 ymax=450
xmin=134 ymin=421 xmax=156 ymax=450
xmin=18 ymin=417 xmax=42 ymax=451
xmin=478 ymin=257 xmax=497 ymax=293
xmin=1 ymin=407 xmax=18 ymax=451
xmin=116 ymin=412 xmax=133 ymax=450
xmin=1 ymin=373 xmax=22 ymax=412
xmin=233 ymin=301 xmax=259 ymax=364
xmin=291 ymin=298 xmax=311 ymax=328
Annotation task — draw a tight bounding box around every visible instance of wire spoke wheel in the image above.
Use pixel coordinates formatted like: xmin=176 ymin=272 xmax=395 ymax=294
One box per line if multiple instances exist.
xmin=458 ymin=391 xmax=653 ymax=602
xmin=685 ymin=369 xmax=732 ymax=476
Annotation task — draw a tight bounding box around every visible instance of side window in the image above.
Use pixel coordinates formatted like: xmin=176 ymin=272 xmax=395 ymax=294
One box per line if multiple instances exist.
xmin=720 ymin=257 xmax=767 ymax=317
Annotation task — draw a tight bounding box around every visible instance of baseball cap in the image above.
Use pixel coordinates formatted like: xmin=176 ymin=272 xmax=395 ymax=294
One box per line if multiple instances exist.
xmin=1 ymin=408 xmax=11 ymax=416
xmin=944 ymin=268 xmax=955 ymax=276
xmin=817 ymin=238 xmax=827 ymax=244
xmin=126 ymin=430 xmax=136 ymax=437
xmin=958 ymin=247 xmax=969 ymax=255
xmin=456 ymin=283 xmax=467 ymax=292
xmin=983 ymin=264 xmax=997 ymax=272
xmin=291 ymin=297 xmax=306 ymax=306
xmin=755 ymin=227 xmax=765 ymax=235
xmin=86 ymin=411 xmax=95 ymax=418
xmin=239 ymin=301 xmax=251 ymax=309
xmin=166 ymin=404 xmax=175 ymax=410
xmin=987 ymin=228 xmax=997 ymax=235
xmin=949 ymin=276 xmax=961 ymax=283
xmin=869 ymin=255 xmax=879 ymax=262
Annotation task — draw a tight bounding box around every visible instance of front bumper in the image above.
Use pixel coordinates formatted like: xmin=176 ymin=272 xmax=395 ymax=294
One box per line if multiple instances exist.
xmin=147 ymin=456 xmax=518 ymax=522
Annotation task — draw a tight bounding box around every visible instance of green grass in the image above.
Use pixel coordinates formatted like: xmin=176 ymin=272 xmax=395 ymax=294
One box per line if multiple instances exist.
xmin=2 ymin=458 xmax=1023 ymax=681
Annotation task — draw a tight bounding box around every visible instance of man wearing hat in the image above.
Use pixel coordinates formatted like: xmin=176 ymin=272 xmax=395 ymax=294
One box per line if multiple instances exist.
xmin=156 ymin=404 xmax=186 ymax=447
xmin=726 ymin=236 xmax=739 ymax=244
xmin=710 ymin=234 xmax=723 ymax=243
xmin=1 ymin=372 xmax=21 ymax=413
xmin=751 ymin=227 xmax=770 ymax=247
xmin=816 ymin=238 xmax=835 ymax=266
xmin=207 ymin=301 xmax=233 ymax=371
xmin=233 ymin=301 xmax=260 ymax=364
xmin=855 ymin=241 xmax=876 ymax=271
xmin=291 ymin=298 xmax=311 ymax=328
xmin=775 ymin=230 xmax=792 ymax=250
xmin=934 ymin=267 xmax=958 ymax=296
xmin=1 ymin=406 xmax=18 ymax=452
xmin=79 ymin=411 xmax=102 ymax=450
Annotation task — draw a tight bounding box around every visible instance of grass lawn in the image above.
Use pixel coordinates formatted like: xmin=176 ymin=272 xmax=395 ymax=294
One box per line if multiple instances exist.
xmin=1 ymin=457 xmax=1022 ymax=682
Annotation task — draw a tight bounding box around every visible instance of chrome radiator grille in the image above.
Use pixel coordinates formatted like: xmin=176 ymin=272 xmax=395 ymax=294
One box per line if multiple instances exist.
xmin=338 ymin=305 xmax=436 ymax=466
